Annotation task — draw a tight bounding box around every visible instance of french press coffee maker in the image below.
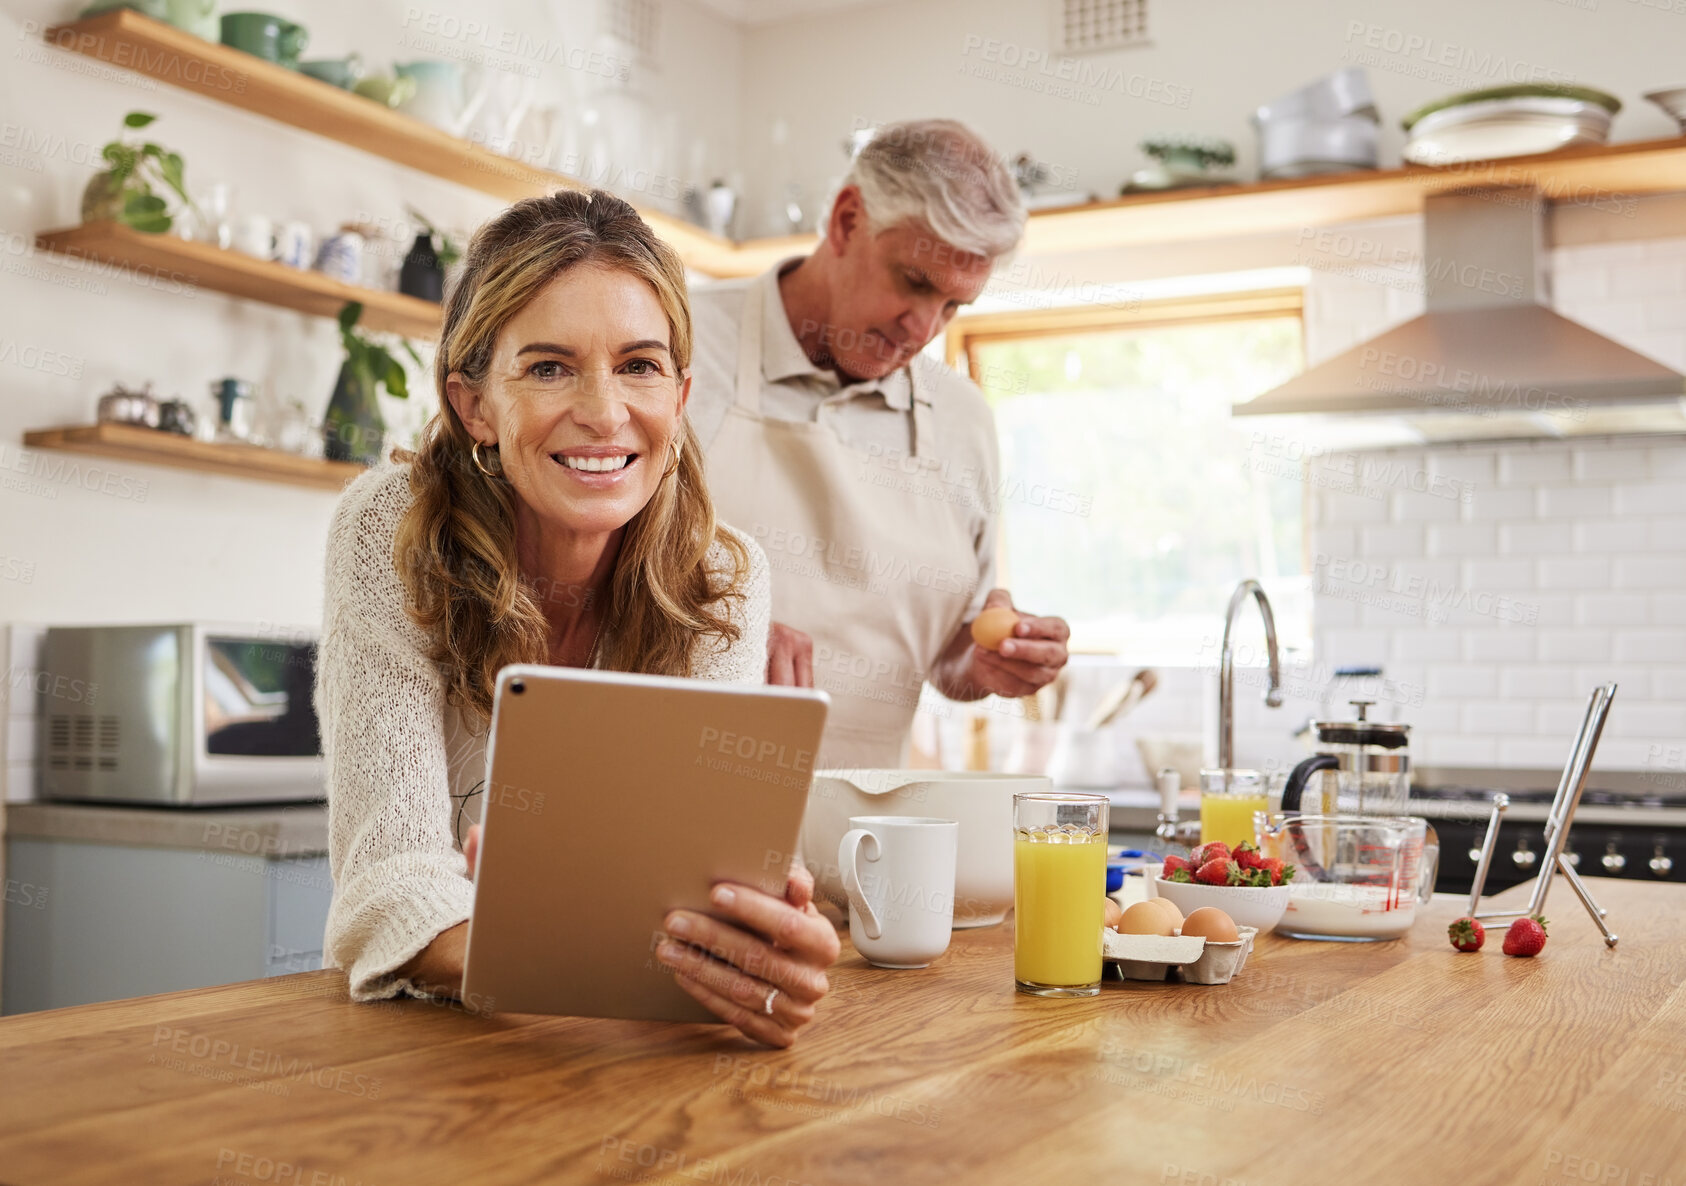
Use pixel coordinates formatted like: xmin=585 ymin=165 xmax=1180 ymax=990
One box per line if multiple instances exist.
xmin=1281 ymin=700 xmax=1411 ymax=814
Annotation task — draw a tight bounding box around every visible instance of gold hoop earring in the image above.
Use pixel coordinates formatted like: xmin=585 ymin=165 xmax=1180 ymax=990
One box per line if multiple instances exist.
xmin=471 ymin=441 xmax=501 ymax=479
xmin=661 ymin=439 xmax=682 ymax=480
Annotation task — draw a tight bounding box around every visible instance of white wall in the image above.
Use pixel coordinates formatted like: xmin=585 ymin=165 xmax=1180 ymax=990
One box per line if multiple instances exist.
xmin=0 ymin=0 xmax=745 ymax=799
xmin=733 ymin=0 xmax=1684 ymax=236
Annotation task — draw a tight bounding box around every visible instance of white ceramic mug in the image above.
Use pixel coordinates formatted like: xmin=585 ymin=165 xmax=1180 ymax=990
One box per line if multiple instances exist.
xmin=274 ymin=220 xmax=313 ymax=269
xmin=837 ymin=816 xmax=958 ymax=969
xmin=231 ymin=214 xmax=274 ymax=260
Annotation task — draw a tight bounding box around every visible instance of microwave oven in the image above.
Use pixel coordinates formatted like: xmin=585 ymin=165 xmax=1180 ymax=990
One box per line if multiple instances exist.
xmin=37 ymin=623 xmax=324 ymax=806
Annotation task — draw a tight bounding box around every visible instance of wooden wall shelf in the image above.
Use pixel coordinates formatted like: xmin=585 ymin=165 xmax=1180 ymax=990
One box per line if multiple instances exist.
xmin=41 ymin=10 xmax=800 ymax=278
xmin=22 ymin=423 xmax=363 ymax=492
xmin=42 ymin=12 xmax=1686 ymax=279
xmin=1020 ymin=137 xmax=1686 ymax=258
xmin=35 ymin=222 xmax=441 ymax=339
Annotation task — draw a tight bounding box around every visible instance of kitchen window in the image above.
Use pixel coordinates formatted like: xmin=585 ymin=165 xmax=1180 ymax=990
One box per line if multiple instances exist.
xmin=949 ymin=290 xmax=1310 ymax=664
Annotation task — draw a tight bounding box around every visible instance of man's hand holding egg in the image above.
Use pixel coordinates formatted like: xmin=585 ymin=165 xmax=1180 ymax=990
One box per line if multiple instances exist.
xmin=961 ymin=589 xmax=1070 ymax=699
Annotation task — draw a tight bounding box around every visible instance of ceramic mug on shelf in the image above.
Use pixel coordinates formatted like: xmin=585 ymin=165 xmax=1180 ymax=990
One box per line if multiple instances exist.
xmin=220 ymin=12 xmax=309 ymax=68
xmin=313 ymin=229 xmax=365 ymax=285
xmin=274 ymin=220 xmax=313 ymax=270
xmin=230 ymin=214 xmax=274 ymax=260
xmin=837 ymin=816 xmax=958 ymax=969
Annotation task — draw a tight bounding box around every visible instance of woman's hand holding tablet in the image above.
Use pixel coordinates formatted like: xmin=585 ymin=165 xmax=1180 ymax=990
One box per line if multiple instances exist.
xmin=654 ymin=863 xmax=840 ymax=1048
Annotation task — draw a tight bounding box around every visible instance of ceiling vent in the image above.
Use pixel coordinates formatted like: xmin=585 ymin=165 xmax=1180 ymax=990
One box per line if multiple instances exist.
xmin=602 ymin=0 xmax=659 ymax=61
xmin=1057 ymin=0 xmax=1150 ymax=54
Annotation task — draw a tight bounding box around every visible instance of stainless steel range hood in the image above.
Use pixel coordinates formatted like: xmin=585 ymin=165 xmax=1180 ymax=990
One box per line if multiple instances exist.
xmin=1236 ymin=188 xmax=1686 ymax=440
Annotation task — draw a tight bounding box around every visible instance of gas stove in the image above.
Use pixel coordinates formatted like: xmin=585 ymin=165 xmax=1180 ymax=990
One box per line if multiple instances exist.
xmin=1405 ymin=767 xmax=1686 ymax=894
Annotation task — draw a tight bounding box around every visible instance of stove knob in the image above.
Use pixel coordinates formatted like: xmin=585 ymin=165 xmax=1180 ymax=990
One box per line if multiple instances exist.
xmin=1512 ymin=843 xmax=1537 ymax=870
xmin=1650 ymin=847 xmax=1673 ymax=877
xmin=1601 ymin=843 xmax=1627 ymax=874
xmin=1564 ymin=849 xmax=1581 ymax=869
xmin=1468 ymin=847 xmax=1485 ymax=865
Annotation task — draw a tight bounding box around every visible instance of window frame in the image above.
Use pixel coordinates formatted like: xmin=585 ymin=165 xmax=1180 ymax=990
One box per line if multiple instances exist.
xmin=944 ymin=287 xmax=1313 ymax=659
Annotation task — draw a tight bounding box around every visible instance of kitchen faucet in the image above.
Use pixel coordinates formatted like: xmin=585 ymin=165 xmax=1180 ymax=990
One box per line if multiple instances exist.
xmin=1217 ymin=578 xmax=1284 ymax=771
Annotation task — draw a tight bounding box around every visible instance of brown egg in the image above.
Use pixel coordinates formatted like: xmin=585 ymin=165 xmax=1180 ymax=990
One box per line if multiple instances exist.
xmin=970 ymin=607 xmax=1021 ymax=651
xmin=1104 ymin=897 xmax=1123 ymax=929
xmin=1181 ymin=907 xmax=1240 ymax=943
xmin=1117 ymin=901 xmax=1176 ymax=936
xmin=1147 ymin=896 xmax=1184 ymax=930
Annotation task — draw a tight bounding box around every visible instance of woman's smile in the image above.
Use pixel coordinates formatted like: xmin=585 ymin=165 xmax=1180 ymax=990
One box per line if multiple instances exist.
xmin=551 ymin=445 xmax=641 ymax=486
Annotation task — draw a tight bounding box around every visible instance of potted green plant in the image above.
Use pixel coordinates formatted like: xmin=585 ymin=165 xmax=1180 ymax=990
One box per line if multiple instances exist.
xmin=81 ymin=112 xmax=197 ymax=233
xmin=323 ymin=302 xmax=425 ymax=466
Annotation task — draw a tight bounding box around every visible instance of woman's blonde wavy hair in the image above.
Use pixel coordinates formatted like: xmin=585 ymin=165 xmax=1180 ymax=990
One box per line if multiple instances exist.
xmin=392 ymin=189 xmax=748 ymax=728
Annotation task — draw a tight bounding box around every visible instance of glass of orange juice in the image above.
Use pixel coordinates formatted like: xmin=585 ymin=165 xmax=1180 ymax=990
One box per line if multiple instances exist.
xmin=1199 ymin=768 xmax=1267 ymax=850
xmin=1013 ymin=792 xmax=1109 ymax=997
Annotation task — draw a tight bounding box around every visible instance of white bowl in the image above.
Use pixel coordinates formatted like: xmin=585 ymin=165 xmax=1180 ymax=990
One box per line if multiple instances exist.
xmin=1151 ymin=877 xmax=1290 ymax=934
xmin=801 ymin=770 xmax=1051 ymax=928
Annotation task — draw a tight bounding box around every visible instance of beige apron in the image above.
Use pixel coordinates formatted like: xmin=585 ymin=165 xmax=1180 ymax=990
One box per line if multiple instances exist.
xmin=704 ymin=280 xmax=981 ymax=768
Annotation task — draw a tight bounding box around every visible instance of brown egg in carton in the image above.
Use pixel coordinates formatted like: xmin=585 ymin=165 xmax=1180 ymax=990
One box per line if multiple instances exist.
xmin=1102 ymin=926 xmax=1258 ymax=984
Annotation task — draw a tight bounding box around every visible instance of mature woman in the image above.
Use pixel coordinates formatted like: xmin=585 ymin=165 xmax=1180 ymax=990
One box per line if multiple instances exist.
xmin=315 ymin=190 xmax=839 ymax=1047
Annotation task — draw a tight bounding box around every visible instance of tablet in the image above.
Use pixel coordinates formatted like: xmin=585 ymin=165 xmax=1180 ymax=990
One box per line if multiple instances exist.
xmin=460 ymin=665 xmax=829 ymax=1022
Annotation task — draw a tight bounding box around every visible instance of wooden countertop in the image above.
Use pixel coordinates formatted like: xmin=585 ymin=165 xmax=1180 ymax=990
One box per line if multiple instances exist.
xmin=2 ymin=878 xmax=1683 ymax=1185
xmin=4 ymin=802 xmax=327 ymax=857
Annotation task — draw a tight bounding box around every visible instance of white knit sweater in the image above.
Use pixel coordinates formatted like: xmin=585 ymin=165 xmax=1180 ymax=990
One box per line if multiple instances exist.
xmin=315 ymin=460 xmax=771 ymax=1001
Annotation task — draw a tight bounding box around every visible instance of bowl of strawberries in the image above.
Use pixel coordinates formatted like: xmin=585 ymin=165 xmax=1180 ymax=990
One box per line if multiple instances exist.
xmin=1152 ymin=841 xmax=1294 ymax=934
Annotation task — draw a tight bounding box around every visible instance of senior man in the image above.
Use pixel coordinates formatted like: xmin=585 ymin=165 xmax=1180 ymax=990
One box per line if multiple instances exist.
xmin=688 ymin=118 xmax=1069 ymax=768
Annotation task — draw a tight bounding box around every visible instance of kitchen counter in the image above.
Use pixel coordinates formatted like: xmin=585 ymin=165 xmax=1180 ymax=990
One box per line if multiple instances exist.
xmin=4 ymin=801 xmax=328 ymax=857
xmin=2 ymin=878 xmax=1682 ymax=1184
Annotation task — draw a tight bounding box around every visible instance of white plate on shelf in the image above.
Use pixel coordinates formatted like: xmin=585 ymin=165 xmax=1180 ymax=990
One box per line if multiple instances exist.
xmin=1403 ymin=96 xmax=1612 ymax=164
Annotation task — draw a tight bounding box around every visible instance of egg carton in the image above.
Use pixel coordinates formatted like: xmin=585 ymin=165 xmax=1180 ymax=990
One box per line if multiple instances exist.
xmin=1102 ymin=926 xmax=1258 ymax=984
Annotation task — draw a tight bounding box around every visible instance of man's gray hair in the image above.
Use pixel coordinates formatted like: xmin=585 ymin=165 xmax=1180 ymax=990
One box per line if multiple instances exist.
xmin=839 ymin=119 xmax=1027 ymax=260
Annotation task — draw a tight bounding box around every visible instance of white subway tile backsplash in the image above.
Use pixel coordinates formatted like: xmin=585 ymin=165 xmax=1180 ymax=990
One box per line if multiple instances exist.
xmin=1613 ymin=483 xmax=1686 ymax=517
xmin=1461 ymin=703 xmax=1537 ymax=735
xmin=1576 ymin=593 xmax=1652 ymax=627
xmin=1498 ymin=450 xmax=1572 ymax=484
xmin=1427 ymin=522 xmax=1497 ymax=557
xmin=1651 ymin=593 xmax=1686 ymax=623
xmin=1397 ymin=630 xmax=1463 ymax=662
xmin=1651 ymin=518 xmax=1686 ymax=549
xmin=1609 ymin=703 xmax=1686 ymax=737
xmin=1614 ymin=556 xmax=1686 ymax=588
xmin=1420 ymin=736 xmax=1499 ymax=765
xmin=1500 ymin=521 xmax=1574 ymax=554
xmin=1654 ymin=669 xmax=1686 ymax=699
xmin=1527 ymin=595 xmax=1577 ymax=627
xmin=1427 ymin=665 xmax=1498 ymax=698
xmin=1463 ymin=630 xmax=1537 ymax=663
xmin=1647 ymin=445 xmax=1686 ymax=479
xmin=1359 ymin=524 xmax=1425 ymax=559
xmin=1573 ymin=518 xmax=1650 ymax=554
xmin=1538 ymin=631 xmax=1613 ymax=662
xmin=1612 ymin=630 xmax=1686 ymax=663
xmin=1537 ymin=700 xmax=1594 ymax=735
xmin=1572 ymin=446 xmax=1652 ymax=482
xmin=1537 ymin=558 xmax=1611 ymax=591
xmin=1428 ymin=451 xmax=1496 ymax=485
xmin=1607 ymin=261 xmax=1686 ymax=299
xmin=1498 ymin=738 xmax=1575 ymax=767
xmin=1316 ymin=525 xmax=1358 ymax=556
xmin=1462 ymin=558 xmax=1534 ymax=589
xmin=1467 ymin=487 xmax=1536 ymax=521
xmin=1537 ymin=486 xmax=1612 ymax=517
xmin=1500 ymin=665 xmax=1577 ymax=700
xmin=1390 ymin=492 xmax=1462 ymax=522
xmin=1572 ymin=666 xmax=1652 ymax=699
xmin=1320 ymin=490 xmax=1389 ymax=524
